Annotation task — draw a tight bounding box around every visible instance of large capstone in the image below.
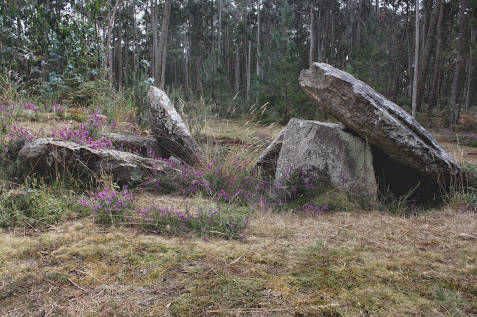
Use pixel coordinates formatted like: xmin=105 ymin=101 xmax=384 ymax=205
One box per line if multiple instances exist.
xmin=299 ymin=63 xmax=461 ymax=200
xmin=274 ymin=118 xmax=377 ymax=199
xmin=148 ymin=86 xmax=206 ymax=166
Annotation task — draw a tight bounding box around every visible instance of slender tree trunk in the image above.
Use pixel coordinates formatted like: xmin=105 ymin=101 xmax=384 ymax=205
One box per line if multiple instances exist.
xmin=105 ymin=0 xmax=121 ymax=86
xmin=428 ymin=0 xmax=444 ymax=112
xmin=406 ymin=1 xmax=412 ymax=98
xmin=218 ymin=0 xmax=222 ymax=58
xmin=117 ymin=27 xmax=123 ymax=90
xmin=185 ymin=41 xmax=190 ymax=92
xmin=157 ymin=0 xmax=172 ymax=89
xmin=317 ymin=10 xmax=322 ymax=62
xmin=160 ymin=40 xmax=167 ymax=89
xmin=309 ymin=2 xmax=316 ymax=68
xmin=256 ymin=0 xmax=261 ymax=77
xmin=247 ymin=40 xmax=251 ymax=101
xmin=416 ymin=1 xmax=439 ymax=110
xmin=151 ymin=0 xmax=158 ymax=82
xmin=234 ymin=46 xmax=240 ymax=93
xmin=412 ymin=0 xmax=420 ymax=117
xmin=131 ymin=0 xmax=137 ymax=81
xmin=465 ymin=19 xmax=476 ymax=112
xmin=450 ymin=0 xmax=467 ymax=125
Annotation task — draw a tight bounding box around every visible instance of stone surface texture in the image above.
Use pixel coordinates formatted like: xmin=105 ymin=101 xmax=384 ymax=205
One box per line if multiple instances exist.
xmin=255 ymin=128 xmax=286 ymax=179
xmin=19 ymin=138 xmax=164 ymax=185
xmin=275 ymin=118 xmax=377 ymax=198
xmin=299 ymin=63 xmax=461 ymax=187
xmin=148 ymin=86 xmax=206 ymax=166
xmin=104 ymin=133 xmax=164 ymax=158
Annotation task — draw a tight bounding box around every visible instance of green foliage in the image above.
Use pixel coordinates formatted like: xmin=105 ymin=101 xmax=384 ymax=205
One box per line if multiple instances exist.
xmin=140 ymin=204 xmax=249 ymax=240
xmin=0 ymin=180 xmax=71 ymax=228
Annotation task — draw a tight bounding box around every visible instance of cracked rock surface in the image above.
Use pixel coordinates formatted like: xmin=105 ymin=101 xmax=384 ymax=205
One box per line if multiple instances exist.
xmin=148 ymin=86 xmax=206 ymax=166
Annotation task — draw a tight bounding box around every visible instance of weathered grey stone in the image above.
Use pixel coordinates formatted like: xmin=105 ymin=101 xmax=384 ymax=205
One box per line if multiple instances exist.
xmin=275 ymin=119 xmax=377 ymax=198
xmin=18 ymin=138 xmax=165 ymax=185
xmin=148 ymin=86 xmax=206 ymax=166
xmin=255 ymin=128 xmax=286 ymax=179
xmin=103 ymin=133 xmax=165 ymax=158
xmin=299 ymin=63 xmax=461 ymax=198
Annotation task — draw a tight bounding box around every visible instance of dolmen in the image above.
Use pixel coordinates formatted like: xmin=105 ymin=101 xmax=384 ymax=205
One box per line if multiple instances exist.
xmin=258 ymin=63 xmax=461 ymax=202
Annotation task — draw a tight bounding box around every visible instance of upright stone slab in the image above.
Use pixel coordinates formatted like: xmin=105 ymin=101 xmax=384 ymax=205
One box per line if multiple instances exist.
xmin=299 ymin=63 xmax=461 ymax=199
xmin=255 ymin=128 xmax=286 ymax=179
xmin=148 ymin=86 xmax=206 ymax=166
xmin=275 ymin=119 xmax=377 ymax=198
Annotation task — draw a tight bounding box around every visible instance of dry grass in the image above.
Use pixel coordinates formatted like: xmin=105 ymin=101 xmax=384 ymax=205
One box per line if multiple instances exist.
xmin=201 ymin=119 xmax=283 ymax=144
xmin=1 ymin=208 xmax=476 ymax=316
xmin=1 ymin=110 xmax=477 ymax=316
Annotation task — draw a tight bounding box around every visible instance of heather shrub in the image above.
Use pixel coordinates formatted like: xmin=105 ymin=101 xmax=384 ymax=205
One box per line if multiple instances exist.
xmin=78 ymin=186 xmax=134 ymax=225
xmin=134 ymin=204 xmax=249 ymax=240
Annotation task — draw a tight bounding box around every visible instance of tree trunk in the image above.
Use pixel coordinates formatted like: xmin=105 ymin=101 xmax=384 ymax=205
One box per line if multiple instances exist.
xmin=160 ymin=39 xmax=167 ymax=89
xmin=256 ymin=0 xmax=261 ymax=77
xmin=416 ymin=1 xmax=439 ymax=110
xmin=131 ymin=0 xmax=137 ymax=81
xmin=465 ymin=16 xmax=476 ymax=112
xmin=105 ymin=0 xmax=121 ymax=86
xmin=309 ymin=2 xmax=316 ymax=68
xmin=412 ymin=0 xmax=420 ymax=118
xmin=218 ymin=0 xmax=222 ymax=58
xmin=235 ymin=45 xmax=240 ymax=93
xmin=449 ymin=0 xmax=467 ymax=125
xmin=151 ymin=0 xmax=158 ymax=82
xmin=158 ymin=0 xmax=172 ymax=89
xmin=117 ymin=23 xmax=123 ymax=90
xmin=247 ymin=40 xmax=251 ymax=101
xmin=428 ymin=0 xmax=444 ymax=112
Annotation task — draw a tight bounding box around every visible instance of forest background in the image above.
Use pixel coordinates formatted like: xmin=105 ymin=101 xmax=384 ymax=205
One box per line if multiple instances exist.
xmin=0 ymin=0 xmax=475 ymax=126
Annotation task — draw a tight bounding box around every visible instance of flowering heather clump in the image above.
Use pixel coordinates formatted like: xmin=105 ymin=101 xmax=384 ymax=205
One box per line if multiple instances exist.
xmin=22 ymin=103 xmax=39 ymax=112
xmin=78 ymin=187 xmax=134 ymax=224
xmin=145 ymin=155 xmax=330 ymax=215
xmin=135 ymin=204 xmax=249 ymax=240
xmin=51 ymin=110 xmax=113 ymax=150
xmin=52 ymin=124 xmax=113 ymax=150
xmin=43 ymin=102 xmax=68 ymax=117
xmin=292 ymin=203 xmax=329 ymax=216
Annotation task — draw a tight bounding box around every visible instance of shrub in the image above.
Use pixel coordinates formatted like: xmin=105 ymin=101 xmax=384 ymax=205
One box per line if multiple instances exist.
xmin=78 ymin=186 xmax=134 ymax=225
xmin=0 ymin=181 xmax=70 ymax=228
xmin=134 ymin=204 xmax=249 ymax=240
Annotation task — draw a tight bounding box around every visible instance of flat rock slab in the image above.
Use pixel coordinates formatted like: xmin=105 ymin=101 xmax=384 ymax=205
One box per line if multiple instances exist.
xmin=275 ymin=119 xmax=377 ymax=198
xmin=18 ymin=138 xmax=165 ymax=185
xmin=300 ymin=63 xmax=461 ymax=198
xmin=148 ymin=86 xmax=206 ymax=166
xmin=103 ymin=133 xmax=165 ymax=159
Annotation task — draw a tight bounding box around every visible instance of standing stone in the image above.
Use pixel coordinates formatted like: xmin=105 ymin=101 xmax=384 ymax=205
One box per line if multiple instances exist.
xmin=255 ymin=128 xmax=286 ymax=179
xmin=299 ymin=63 xmax=461 ymax=199
xmin=148 ymin=86 xmax=206 ymax=166
xmin=275 ymin=119 xmax=377 ymax=198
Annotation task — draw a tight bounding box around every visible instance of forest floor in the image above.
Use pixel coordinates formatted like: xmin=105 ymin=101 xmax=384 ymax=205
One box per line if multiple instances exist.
xmin=0 ymin=112 xmax=476 ymax=316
